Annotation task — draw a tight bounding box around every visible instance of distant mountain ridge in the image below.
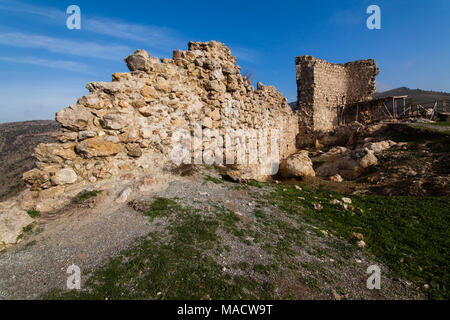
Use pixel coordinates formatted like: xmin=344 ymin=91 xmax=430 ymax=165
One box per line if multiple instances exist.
xmin=373 ymin=87 xmax=450 ymax=105
xmin=289 ymin=87 xmax=450 ymax=110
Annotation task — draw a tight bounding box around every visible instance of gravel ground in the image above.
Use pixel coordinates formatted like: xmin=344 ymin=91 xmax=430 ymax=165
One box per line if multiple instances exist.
xmin=0 ymin=189 xmax=154 ymax=299
xmin=0 ymin=171 xmax=251 ymax=300
xmin=0 ymin=169 xmax=424 ymax=300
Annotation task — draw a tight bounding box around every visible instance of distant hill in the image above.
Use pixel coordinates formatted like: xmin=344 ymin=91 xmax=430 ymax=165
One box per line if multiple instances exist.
xmin=0 ymin=120 xmax=59 ymax=201
xmin=288 ymin=101 xmax=297 ymax=111
xmin=373 ymin=87 xmax=450 ymax=106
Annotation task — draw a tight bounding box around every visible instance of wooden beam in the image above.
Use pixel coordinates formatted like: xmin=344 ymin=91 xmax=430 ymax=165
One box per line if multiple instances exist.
xmin=383 ymin=103 xmax=393 ymax=118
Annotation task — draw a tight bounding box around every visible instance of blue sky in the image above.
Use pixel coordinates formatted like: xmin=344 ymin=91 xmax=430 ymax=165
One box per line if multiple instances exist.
xmin=0 ymin=0 xmax=449 ymax=123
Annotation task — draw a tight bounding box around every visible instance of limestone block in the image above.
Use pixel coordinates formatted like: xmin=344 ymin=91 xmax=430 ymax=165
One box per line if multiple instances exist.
xmin=50 ymin=168 xmax=78 ymax=185
xmin=75 ymin=137 xmax=123 ymax=158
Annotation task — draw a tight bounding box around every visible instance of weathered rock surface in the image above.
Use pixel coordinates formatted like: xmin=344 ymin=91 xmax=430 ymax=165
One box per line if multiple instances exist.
xmin=115 ymin=187 xmax=132 ymax=204
xmin=329 ymin=174 xmax=344 ymax=182
xmin=359 ymin=149 xmax=378 ymax=169
xmin=362 ymin=140 xmax=396 ymax=153
xmin=75 ymin=137 xmax=123 ymax=158
xmin=315 ymin=147 xmax=378 ymax=180
xmin=55 ymin=105 xmax=93 ymax=131
xmin=0 ymin=207 xmax=34 ymax=249
xmin=50 ymin=168 xmax=78 ymax=185
xmin=319 ymin=146 xmax=349 ymax=160
xmin=314 ymin=139 xmax=397 ymax=180
xmin=315 ymin=156 xmax=360 ymax=179
xmin=23 ymin=169 xmax=50 ymax=190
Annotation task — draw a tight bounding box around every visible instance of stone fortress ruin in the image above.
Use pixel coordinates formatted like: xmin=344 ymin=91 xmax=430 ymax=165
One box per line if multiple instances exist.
xmin=5 ymin=39 xmax=426 ymax=248
xmin=21 ymin=40 xmax=385 ymax=194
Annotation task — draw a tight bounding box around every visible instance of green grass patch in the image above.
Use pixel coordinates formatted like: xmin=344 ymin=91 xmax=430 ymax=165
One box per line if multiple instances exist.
xmin=270 ymin=184 xmax=450 ymax=299
xmin=43 ymin=199 xmax=274 ymax=300
xmin=22 ymin=223 xmax=34 ymax=234
xmin=144 ymin=197 xmax=179 ymax=219
xmin=254 ymin=209 xmax=266 ymax=219
xmin=433 ymin=121 xmax=450 ymax=127
xmin=16 ymin=222 xmax=36 ymax=241
xmin=72 ymin=190 xmax=101 ymax=204
xmin=246 ymin=180 xmax=264 ymax=188
xmin=203 ymin=174 xmax=223 ymax=184
xmin=26 ymin=209 xmax=40 ymax=218
xmin=408 ymin=124 xmax=450 ymax=136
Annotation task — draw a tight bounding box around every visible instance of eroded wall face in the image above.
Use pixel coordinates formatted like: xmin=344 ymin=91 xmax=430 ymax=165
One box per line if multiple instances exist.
xmin=312 ymin=60 xmax=348 ymax=132
xmin=295 ymin=56 xmax=315 ymax=131
xmin=344 ymin=60 xmax=379 ymax=103
xmin=296 ymin=56 xmax=379 ymax=132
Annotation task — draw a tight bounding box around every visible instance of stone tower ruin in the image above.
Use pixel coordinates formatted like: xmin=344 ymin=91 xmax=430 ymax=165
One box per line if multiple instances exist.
xmin=295 ymin=55 xmax=379 ymax=132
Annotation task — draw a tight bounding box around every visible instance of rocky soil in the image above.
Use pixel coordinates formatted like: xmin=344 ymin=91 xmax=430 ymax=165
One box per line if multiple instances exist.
xmin=307 ymin=122 xmax=449 ymax=197
xmin=0 ymin=168 xmax=426 ymax=300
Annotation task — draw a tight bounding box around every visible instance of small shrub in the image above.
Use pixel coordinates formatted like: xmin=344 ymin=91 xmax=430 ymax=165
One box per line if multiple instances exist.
xmin=26 ymin=209 xmax=40 ymax=218
xmin=254 ymin=209 xmax=266 ymax=219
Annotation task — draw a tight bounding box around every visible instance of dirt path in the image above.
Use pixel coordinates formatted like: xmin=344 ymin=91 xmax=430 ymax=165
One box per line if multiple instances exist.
xmin=0 ymin=190 xmax=153 ymax=299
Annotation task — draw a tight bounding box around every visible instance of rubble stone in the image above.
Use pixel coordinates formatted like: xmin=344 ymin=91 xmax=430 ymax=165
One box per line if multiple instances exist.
xmin=51 ymin=168 xmax=78 ymax=185
xmin=279 ymin=151 xmax=315 ymax=178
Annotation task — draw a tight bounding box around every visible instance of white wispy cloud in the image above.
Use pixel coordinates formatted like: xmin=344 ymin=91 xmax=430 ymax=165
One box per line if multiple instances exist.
xmin=0 ymin=0 xmax=64 ymax=20
xmin=0 ymin=0 xmax=259 ymax=61
xmin=229 ymin=45 xmax=260 ymax=64
xmin=0 ymin=0 xmax=183 ymax=51
xmin=0 ymin=56 xmax=92 ymax=73
xmin=83 ymin=18 xmax=181 ymax=49
xmin=0 ymin=32 xmax=131 ymax=60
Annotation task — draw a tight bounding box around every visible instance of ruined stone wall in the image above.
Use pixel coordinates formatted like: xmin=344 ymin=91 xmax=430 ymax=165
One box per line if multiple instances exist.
xmin=23 ymin=41 xmax=298 ymax=191
xmin=296 ymin=56 xmax=379 ymax=133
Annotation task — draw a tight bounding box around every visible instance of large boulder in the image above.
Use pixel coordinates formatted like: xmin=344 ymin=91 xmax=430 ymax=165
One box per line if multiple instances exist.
xmin=75 ymin=137 xmax=123 ymax=158
xmin=23 ymin=168 xmax=50 ymax=190
xmin=315 ymin=156 xmax=359 ymax=179
xmin=55 ymin=105 xmax=93 ymax=131
xmin=125 ymin=49 xmax=150 ymax=71
xmin=50 ymin=168 xmax=78 ymax=186
xmin=362 ymin=140 xmax=396 ymax=153
xmin=359 ymin=149 xmax=378 ymax=168
xmin=319 ymin=146 xmax=349 ymax=160
xmin=0 ymin=208 xmax=34 ymax=249
xmin=315 ymin=148 xmax=378 ymax=180
xmin=226 ymin=164 xmax=273 ymax=182
xmin=279 ymin=151 xmax=315 ymax=178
